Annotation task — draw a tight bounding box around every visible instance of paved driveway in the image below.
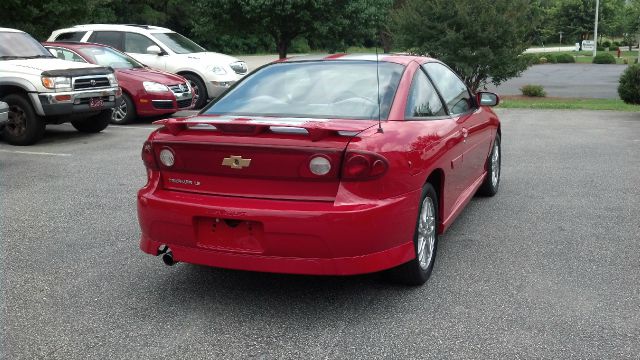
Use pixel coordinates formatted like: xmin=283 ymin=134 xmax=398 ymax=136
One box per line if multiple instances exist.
xmin=488 ymin=64 xmax=627 ymax=99
xmin=1 ymin=109 xmax=639 ymax=359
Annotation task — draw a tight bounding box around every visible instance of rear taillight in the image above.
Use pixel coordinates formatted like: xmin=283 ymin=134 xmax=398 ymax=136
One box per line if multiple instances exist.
xmin=141 ymin=141 xmax=158 ymax=170
xmin=342 ymin=151 xmax=388 ymax=180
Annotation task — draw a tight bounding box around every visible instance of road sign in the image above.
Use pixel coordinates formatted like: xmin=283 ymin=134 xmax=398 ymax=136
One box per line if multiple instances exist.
xmin=582 ymin=40 xmax=595 ymax=51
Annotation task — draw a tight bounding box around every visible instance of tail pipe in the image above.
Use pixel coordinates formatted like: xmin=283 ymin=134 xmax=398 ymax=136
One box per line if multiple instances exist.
xmin=157 ymin=245 xmax=176 ymax=266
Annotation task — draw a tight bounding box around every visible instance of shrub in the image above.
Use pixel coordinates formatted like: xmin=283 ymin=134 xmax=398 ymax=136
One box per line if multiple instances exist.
xmin=593 ymin=53 xmax=616 ymax=64
xmin=545 ymin=53 xmax=558 ymax=63
xmin=539 ymin=57 xmax=548 ymax=64
xmin=521 ymin=53 xmax=541 ymax=66
xmin=619 ymin=64 xmax=640 ymax=105
xmin=602 ymin=40 xmax=611 ymax=48
xmin=556 ymin=54 xmax=575 ymax=63
xmin=521 ymin=84 xmax=546 ymax=97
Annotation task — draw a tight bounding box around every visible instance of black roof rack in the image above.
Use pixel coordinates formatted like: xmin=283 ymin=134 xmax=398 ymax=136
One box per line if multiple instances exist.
xmin=122 ymin=24 xmax=151 ymax=29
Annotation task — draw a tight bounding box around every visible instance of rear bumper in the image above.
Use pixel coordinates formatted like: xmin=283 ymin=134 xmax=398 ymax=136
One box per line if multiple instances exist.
xmin=137 ymin=186 xmax=421 ymax=275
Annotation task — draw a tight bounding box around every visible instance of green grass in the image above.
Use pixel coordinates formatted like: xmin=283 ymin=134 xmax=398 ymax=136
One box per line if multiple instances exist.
xmin=498 ymin=97 xmax=640 ymax=112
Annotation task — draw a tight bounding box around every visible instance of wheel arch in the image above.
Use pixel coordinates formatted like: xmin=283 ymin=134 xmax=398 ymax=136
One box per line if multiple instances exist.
xmin=0 ymin=84 xmax=31 ymax=99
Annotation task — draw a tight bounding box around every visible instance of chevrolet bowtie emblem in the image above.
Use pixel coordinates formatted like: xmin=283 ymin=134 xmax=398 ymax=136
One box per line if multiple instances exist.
xmin=222 ymin=155 xmax=251 ymax=169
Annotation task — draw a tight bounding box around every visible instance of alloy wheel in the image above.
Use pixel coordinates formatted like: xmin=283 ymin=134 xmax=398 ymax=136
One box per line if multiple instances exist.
xmin=417 ymin=197 xmax=436 ymax=270
xmin=491 ymin=142 xmax=500 ymax=187
xmin=112 ymin=99 xmax=128 ymax=122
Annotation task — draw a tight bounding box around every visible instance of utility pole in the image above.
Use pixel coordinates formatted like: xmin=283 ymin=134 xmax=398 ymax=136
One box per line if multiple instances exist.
xmin=593 ymin=0 xmax=600 ymax=57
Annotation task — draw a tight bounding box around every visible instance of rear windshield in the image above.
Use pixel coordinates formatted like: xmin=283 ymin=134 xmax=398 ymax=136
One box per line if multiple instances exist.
xmin=0 ymin=32 xmax=53 ymax=59
xmin=203 ymin=61 xmax=405 ymax=120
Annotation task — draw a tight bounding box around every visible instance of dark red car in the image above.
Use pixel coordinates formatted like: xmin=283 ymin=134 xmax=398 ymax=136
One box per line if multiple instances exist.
xmin=43 ymin=42 xmax=193 ymax=124
xmin=137 ymin=54 xmax=501 ymax=285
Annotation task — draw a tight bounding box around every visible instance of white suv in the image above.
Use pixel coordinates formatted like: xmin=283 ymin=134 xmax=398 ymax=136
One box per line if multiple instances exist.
xmin=49 ymin=24 xmax=248 ymax=108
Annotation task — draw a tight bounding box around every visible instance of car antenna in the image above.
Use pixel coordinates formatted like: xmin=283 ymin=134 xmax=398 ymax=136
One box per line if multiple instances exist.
xmin=375 ymin=46 xmax=384 ymax=133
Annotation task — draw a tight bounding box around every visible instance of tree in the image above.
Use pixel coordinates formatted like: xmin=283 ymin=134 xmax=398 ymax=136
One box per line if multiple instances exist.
xmin=0 ymin=0 xmax=91 ymax=39
xmin=193 ymin=0 xmax=392 ymax=58
xmin=392 ymin=0 xmax=536 ymax=91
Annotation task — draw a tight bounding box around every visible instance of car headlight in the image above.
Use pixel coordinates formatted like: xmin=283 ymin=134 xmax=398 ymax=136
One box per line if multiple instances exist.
xmin=41 ymin=76 xmax=72 ymax=90
xmin=210 ymin=65 xmax=227 ymax=75
xmin=143 ymin=81 xmax=170 ymax=93
xmin=106 ymin=73 xmax=118 ymax=86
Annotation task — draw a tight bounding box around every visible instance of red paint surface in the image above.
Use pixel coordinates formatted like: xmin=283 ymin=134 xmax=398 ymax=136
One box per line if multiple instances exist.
xmin=137 ymin=55 xmax=501 ymax=275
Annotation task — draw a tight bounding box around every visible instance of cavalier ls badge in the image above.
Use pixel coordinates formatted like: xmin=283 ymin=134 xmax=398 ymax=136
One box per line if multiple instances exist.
xmin=222 ymin=155 xmax=251 ymax=169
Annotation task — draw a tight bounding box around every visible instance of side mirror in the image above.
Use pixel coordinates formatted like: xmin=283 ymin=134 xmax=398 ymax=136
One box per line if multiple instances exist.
xmin=477 ymin=92 xmax=500 ymax=107
xmin=146 ymin=45 xmax=163 ymax=56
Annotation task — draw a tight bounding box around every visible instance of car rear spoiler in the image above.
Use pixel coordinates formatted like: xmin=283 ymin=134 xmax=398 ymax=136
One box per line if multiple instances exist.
xmin=153 ymin=116 xmax=377 ymax=141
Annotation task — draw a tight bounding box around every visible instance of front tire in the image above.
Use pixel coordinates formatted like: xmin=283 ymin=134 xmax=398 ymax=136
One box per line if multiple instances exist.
xmin=182 ymin=73 xmax=208 ymax=109
xmin=477 ymin=134 xmax=501 ymax=197
xmin=111 ymin=93 xmax=135 ymax=125
xmin=1 ymin=94 xmax=46 ymax=146
xmin=390 ymin=183 xmax=439 ymax=286
xmin=71 ymin=110 xmax=111 ymax=133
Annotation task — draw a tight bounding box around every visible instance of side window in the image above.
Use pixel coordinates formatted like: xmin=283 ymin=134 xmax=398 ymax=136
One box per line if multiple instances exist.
xmin=55 ymin=32 xmax=86 ymax=42
xmin=424 ymin=63 xmax=472 ymax=115
xmin=48 ymin=48 xmax=86 ymax=63
xmin=405 ymin=69 xmax=446 ymax=118
xmin=88 ymin=31 xmax=124 ymax=51
xmin=124 ymin=33 xmax=156 ymax=53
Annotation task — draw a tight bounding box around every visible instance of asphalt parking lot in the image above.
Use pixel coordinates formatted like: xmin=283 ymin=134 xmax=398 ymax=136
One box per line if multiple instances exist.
xmin=488 ymin=64 xmax=627 ymax=99
xmin=1 ymin=109 xmax=639 ymax=359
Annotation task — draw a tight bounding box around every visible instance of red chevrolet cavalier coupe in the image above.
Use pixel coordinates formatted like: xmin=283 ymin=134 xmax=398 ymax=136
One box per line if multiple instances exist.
xmin=137 ymin=54 xmax=501 ymax=285
xmin=43 ymin=42 xmax=193 ymax=124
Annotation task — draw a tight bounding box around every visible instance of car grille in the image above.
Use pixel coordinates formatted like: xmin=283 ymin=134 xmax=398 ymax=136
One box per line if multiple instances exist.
xmin=230 ymin=62 xmax=248 ymax=75
xmin=177 ymin=99 xmax=192 ymax=109
xmin=168 ymin=83 xmax=189 ymax=95
xmin=151 ymin=100 xmax=174 ymax=110
xmin=73 ymin=77 xmax=111 ymax=90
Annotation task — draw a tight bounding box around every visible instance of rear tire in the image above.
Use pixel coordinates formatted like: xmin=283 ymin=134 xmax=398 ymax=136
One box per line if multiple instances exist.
xmin=389 ymin=183 xmax=439 ymax=286
xmin=182 ymin=73 xmax=208 ymax=109
xmin=1 ymin=94 xmax=46 ymax=146
xmin=71 ymin=110 xmax=111 ymax=133
xmin=477 ymin=134 xmax=501 ymax=197
xmin=111 ymin=93 xmax=135 ymax=125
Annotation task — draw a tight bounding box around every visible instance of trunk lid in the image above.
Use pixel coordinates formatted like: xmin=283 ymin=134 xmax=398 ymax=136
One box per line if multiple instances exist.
xmin=150 ymin=115 xmax=376 ymax=201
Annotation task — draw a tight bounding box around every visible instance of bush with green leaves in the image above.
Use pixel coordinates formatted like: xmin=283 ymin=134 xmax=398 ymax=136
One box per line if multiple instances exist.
xmin=521 ymin=85 xmax=546 ymax=97
xmin=593 ymin=53 xmax=616 ymax=64
xmin=556 ymin=54 xmax=575 ymax=63
xmin=618 ymin=64 xmax=640 ymax=105
xmin=545 ymin=53 xmax=558 ymax=63
xmin=602 ymin=40 xmax=611 ymax=48
xmin=393 ymin=0 xmax=533 ymax=91
xmin=520 ymin=53 xmax=541 ymax=66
